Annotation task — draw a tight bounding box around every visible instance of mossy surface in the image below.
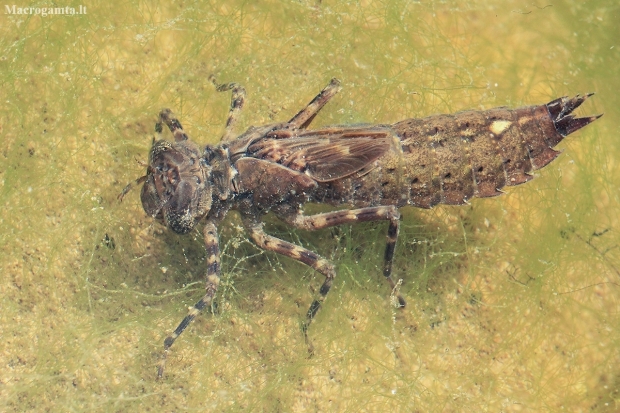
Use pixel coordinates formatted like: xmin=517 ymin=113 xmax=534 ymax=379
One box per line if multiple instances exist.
xmin=1 ymin=1 xmax=618 ymax=411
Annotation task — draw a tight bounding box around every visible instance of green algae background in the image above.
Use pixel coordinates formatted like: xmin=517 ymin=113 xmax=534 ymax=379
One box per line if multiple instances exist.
xmin=1 ymin=0 xmax=618 ymax=411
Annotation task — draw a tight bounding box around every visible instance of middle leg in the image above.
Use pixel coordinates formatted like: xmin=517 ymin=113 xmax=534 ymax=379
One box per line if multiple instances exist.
xmin=241 ymin=215 xmax=336 ymax=337
xmin=287 ymin=78 xmax=342 ymax=129
xmin=275 ymin=205 xmax=406 ymax=307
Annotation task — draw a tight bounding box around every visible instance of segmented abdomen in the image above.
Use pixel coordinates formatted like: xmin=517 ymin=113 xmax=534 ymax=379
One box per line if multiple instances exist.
xmin=394 ymin=104 xmax=555 ymax=207
xmin=312 ymin=95 xmax=599 ymax=209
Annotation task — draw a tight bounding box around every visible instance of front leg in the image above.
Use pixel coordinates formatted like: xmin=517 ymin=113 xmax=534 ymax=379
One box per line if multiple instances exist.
xmin=157 ymin=221 xmax=221 ymax=378
xmin=156 ymin=108 xmax=190 ymax=142
xmin=275 ymin=205 xmax=406 ymax=307
xmin=209 ymin=75 xmax=247 ymax=142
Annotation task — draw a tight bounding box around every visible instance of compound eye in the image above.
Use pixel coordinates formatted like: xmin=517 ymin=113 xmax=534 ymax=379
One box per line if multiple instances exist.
xmin=164 ymin=211 xmax=197 ymax=234
xmin=163 ymin=181 xmax=198 ymax=234
xmin=140 ymin=175 xmax=163 ymax=218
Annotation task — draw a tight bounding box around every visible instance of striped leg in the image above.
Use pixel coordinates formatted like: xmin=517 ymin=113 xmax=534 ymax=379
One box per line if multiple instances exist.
xmin=276 ymin=205 xmax=405 ymax=307
xmin=209 ymin=75 xmax=246 ymax=142
xmin=156 ymin=108 xmax=189 ymax=142
xmin=242 ymin=216 xmax=336 ymax=338
xmin=117 ymin=174 xmax=147 ymax=202
xmin=157 ymin=222 xmax=221 ymax=378
xmin=288 ymin=78 xmax=342 ymax=129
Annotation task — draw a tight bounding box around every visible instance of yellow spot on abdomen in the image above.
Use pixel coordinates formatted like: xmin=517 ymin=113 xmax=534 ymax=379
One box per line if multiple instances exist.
xmin=490 ymin=120 xmax=512 ymax=135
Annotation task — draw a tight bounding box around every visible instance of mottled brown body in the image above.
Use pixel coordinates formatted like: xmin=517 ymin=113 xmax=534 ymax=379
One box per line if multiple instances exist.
xmin=119 ymin=78 xmax=600 ymax=378
xmin=305 ymin=103 xmax=579 ymax=209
